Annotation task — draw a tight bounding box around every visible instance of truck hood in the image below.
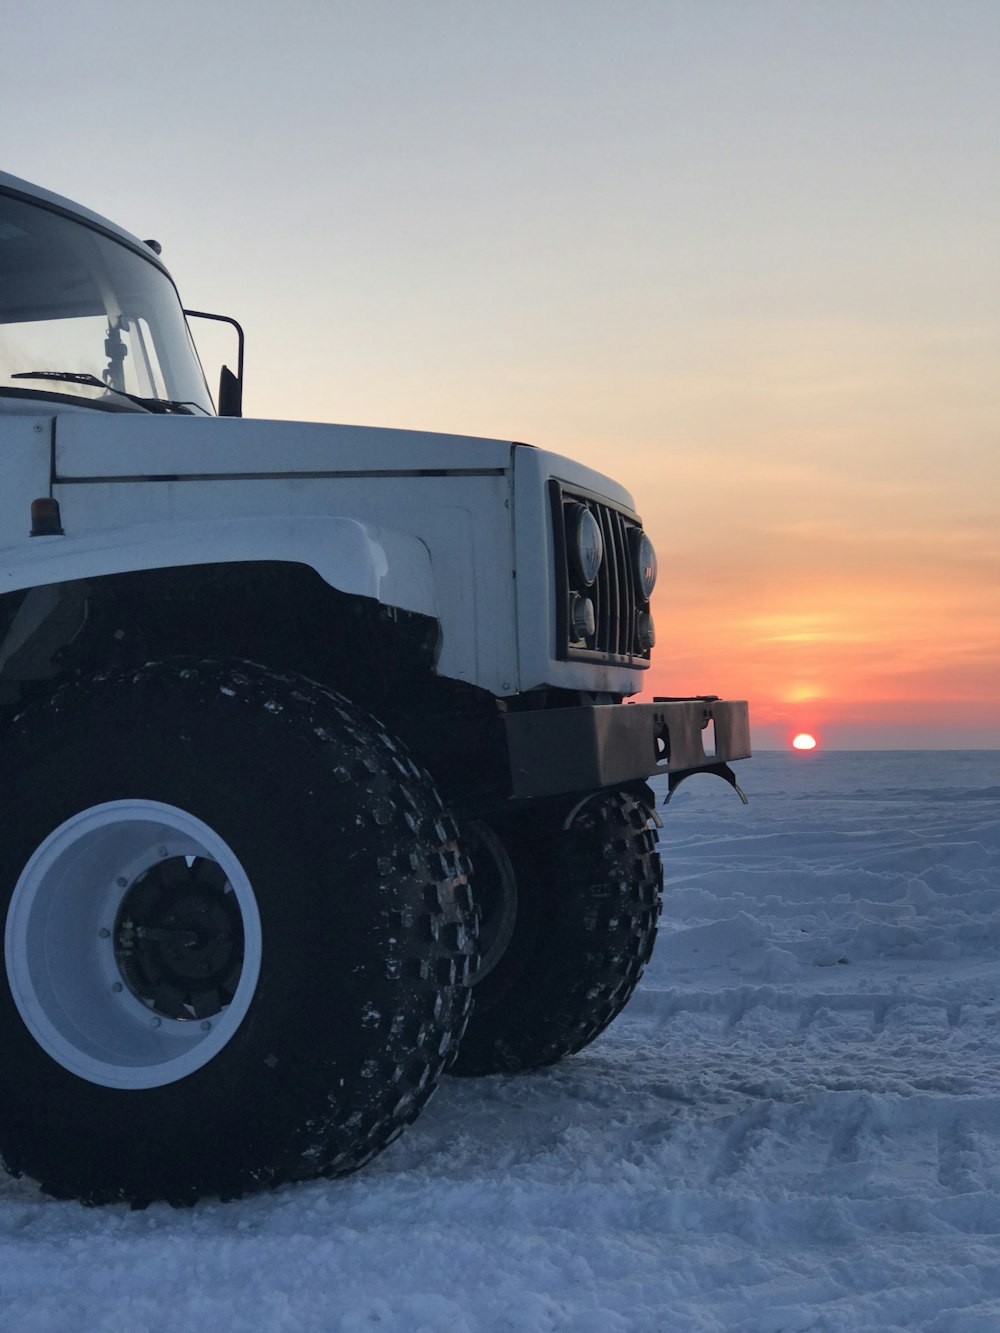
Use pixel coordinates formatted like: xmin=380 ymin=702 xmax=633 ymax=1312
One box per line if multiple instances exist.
xmin=53 ymin=414 xmax=517 ymax=480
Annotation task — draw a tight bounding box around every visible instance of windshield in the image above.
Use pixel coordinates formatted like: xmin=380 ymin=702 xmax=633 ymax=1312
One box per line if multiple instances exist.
xmin=0 ymin=190 xmax=214 ymax=414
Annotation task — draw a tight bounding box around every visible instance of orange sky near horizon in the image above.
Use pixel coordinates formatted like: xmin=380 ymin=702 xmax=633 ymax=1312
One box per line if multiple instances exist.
xmin=635 ymin=321 xmax=999 ymax=748
xmin=626 ymin=338 xmax=998 ymax=749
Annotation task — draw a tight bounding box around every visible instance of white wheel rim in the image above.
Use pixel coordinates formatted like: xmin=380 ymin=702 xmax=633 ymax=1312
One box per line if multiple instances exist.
xmin=5 ymin=800 xmax=262 ymax=1090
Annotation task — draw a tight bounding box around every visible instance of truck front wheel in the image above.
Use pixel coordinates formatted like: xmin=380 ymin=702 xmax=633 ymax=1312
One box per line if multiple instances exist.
xmin=0 ymin=661 xmax=477 ymax=1205
xmin=452 ymin=790 xmax=662 ymax=1076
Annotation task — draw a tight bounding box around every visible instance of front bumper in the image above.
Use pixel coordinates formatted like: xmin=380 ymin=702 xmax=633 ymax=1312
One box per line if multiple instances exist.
xmin=504 ymin=697 xmax=751 ymax=800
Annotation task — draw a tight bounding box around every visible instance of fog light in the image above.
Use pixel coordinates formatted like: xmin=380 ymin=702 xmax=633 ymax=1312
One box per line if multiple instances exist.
xmin=570 ymin=594 xmax=596 ymax=639
xmin=637 ymin=611 xmax=655 ymax=651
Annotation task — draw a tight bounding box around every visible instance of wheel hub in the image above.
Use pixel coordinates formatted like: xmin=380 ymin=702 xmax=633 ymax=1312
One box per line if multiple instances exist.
xmin=115 ymin=857 xmax=245 ymax=1020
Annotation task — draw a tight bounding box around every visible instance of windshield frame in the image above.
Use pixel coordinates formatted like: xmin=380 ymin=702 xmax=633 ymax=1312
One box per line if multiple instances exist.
xmin=0 ymin=178 xmax=216 ymax=416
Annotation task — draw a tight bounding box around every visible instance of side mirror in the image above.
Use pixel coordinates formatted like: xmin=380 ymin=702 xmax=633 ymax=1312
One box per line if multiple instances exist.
xmin=218 ymin=365 xmax=243 ymax=418
xmin=184 ymin=310 xmax=245 ymax=418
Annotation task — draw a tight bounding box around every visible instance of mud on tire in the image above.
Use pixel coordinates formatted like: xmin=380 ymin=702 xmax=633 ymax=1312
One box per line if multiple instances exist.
xmin=452 ymin=789 xmax=662 ymax=1076
xmin=0 ymin=660 xmax=477 ymax=1205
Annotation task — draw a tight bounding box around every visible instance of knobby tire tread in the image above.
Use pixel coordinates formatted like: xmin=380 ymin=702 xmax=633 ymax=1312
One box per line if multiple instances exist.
xmin=0 ymin=658 xmax=477 ymax=1205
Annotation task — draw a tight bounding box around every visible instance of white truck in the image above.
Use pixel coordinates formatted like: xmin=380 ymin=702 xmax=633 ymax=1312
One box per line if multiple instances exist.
xmin=0 ymin=171 xmax=750 ymax=1206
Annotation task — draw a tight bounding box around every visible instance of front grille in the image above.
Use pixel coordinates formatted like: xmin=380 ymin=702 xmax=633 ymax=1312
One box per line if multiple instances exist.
xmin=550 ymin=481 xmax=651 ymax=666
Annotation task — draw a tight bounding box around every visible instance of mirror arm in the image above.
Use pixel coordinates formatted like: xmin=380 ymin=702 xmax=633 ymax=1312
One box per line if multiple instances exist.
xmin=184 ymin=309 xmax=245 ymax=417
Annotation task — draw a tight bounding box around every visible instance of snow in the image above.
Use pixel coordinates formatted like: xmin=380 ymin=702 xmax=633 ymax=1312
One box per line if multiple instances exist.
xmin=2 ymin=750 xmax=999 ymax=1331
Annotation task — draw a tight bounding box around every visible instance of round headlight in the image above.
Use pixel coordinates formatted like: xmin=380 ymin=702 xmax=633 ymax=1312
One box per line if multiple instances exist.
xmin=633 ymin=531 xmax=657 ymax=600
xmin=572 ymin=506 xmax=604 ymax=586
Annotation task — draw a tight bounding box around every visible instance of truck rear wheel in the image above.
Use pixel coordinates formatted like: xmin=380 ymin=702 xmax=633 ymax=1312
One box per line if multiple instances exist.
xmin=0 ymin=660 xmax=476 ymax=1205
xmin=452 ymin=790 xmax=661 ymax=1076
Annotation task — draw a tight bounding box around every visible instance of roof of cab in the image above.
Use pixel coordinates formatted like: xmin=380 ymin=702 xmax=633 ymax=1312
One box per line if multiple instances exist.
xmin=0 ymin=170 xmax=168 ymax=270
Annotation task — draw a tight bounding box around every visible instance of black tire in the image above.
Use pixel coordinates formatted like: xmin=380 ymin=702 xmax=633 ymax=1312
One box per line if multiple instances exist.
xmin=0 ymin=660 xmax=477 ymax=1205
xmin=452 ymin=789 xmax=662 ymax=1076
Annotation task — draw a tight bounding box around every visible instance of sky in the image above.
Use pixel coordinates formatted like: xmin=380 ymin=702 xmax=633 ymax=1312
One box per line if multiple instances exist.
xmin=2 ymin=0 xmax=998 ymax=748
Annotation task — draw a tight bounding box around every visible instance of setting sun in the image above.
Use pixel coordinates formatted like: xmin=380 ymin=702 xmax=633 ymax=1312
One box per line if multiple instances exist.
xmin=792 ymin=734 xmax=818 ymax=751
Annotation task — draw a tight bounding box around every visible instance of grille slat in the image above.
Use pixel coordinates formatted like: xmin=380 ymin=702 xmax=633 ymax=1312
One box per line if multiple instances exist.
xmin=613 ymin=509 xmax=633 ymax=656
xmin=598 ymin=505 xmax=616 ymax=654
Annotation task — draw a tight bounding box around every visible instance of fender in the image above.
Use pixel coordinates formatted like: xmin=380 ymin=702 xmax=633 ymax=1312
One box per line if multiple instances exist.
xmin=0 ymin=513 xmax=438 ymax=619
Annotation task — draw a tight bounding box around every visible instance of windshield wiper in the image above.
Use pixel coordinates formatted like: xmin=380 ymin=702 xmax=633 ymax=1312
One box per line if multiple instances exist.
xmin=11 ymin=371 xmax=209 ymax=416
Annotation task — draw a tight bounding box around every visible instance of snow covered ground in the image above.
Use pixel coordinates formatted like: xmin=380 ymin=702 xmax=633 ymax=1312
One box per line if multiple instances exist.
xmin=1 ymin=750 xmax=998 ymax=1332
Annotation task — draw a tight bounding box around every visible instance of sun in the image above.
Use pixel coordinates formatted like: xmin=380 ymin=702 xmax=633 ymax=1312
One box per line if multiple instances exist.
xmin=792 ymin=733 xmax=818 ymax=751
